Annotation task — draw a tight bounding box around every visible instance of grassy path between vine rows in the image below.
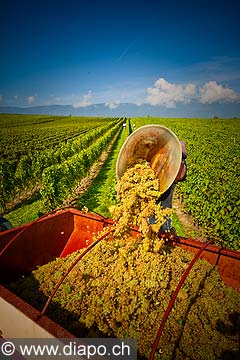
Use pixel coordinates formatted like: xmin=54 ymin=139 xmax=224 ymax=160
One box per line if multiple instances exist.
xmin=4 ymin=125 xmax=195 ymax=239
xmin=4 ymin=129 xmax=123 ymax=227
xmin=4 ymin=193 xmax=42 ymax=227
xmin=74 ymin=127 xmax=188 ymax=238
xmin=75 ymin=127 xmax=128 ymax=217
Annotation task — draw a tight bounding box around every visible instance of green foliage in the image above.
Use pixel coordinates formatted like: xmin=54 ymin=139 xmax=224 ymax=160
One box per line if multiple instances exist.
xmin=5 ymin=194 xmax=42 ymax=227
xmin=40 ymin=122 xmax=123 ymax=210
xmin=132 ymin=118 xmax=240 ymax=250
xmin=0 ymin=114 xmax=123 ymax=210
xmin=0 ymin=160 xmax=16 ymax=211
xmin=7 ymin=151 xmax=240 ymax=358
xmin=2 ymin=115 xmax=239 ymax=251
xmin=172 ymin=212 xmax=186 ymax=237
xmin=77 ymin=124 xmax=129 ymax=216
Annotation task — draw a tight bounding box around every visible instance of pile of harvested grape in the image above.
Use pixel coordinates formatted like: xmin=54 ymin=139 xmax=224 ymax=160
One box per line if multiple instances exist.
xmin=108 ymin=161 xmax=172 ymax=240
xmin=9 ymin=162 xmax=240 ymax=359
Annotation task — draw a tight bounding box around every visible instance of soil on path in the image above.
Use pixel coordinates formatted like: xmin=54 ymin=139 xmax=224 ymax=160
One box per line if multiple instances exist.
xmin=63 ymin=131 xmax=120 ymax=206
xmin=4 ymin=129 xmax=207 ymax=243
xmin=3 ymin=131 xmax=120 ymax=215
xmin=173 ymin=194 xmax=208 ymax=242
xmin=3 ymin=185 xmax=41 ymax=215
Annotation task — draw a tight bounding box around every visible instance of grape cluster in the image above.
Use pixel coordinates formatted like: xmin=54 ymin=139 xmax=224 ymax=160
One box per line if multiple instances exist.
xmin=108 ymin=161 xmax=172 ymax=242
xmin=9 ymin=162 xmax=240 ymax=359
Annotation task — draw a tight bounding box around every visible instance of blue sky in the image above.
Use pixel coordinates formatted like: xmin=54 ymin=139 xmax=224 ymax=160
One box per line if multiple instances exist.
xmin=1 ymin=0 xmax=240 ymax=115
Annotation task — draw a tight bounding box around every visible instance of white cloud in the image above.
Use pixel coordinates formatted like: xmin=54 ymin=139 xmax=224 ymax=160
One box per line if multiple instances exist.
xmin=44 ymin=95 xmax=67 ymax=106
xmin=145 ymin=77 xmax=240 ymax=107
xmin=73 ymin=91 xmax=92 ymax=108
xmin=146 ymin=78 xmax=196 ymax=108
xmin=27 ymin=95 xmax=37 ymax=104
xmin=199 ymin=81 xmax=240 ymax=104
xmin=105 ymin=101 xmax=120 ymax=109
xmin=53 ymin=96 xmax=61 ymax=103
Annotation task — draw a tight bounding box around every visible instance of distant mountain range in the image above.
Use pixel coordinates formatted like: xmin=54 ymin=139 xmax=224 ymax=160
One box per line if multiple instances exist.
xmin=0 ymin=102 xmax=239 ymax=118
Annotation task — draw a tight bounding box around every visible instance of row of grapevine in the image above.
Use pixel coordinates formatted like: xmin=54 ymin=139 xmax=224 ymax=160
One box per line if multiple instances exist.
xmin=15 ymin=122 xmax=117 ymax=188
xmin=176 ymin=124 xmax=239 ymax=250
xmin=77 ymin=119 xmax=131 ymax=216
xmin=132 ymin=117 xmax=240 ymax=250
xmin=1 ymin=115 xmax=111 ymax=158
xmin=40 ymin=121 xmax=123 ymax=210
xmin=0 ymin=114 xmax=122 ymax=211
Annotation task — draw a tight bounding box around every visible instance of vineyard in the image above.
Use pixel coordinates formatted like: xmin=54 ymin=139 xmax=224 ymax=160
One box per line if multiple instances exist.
xmin=6 ymin=161 xmax=240 ymax=359
xmin=132 ymin=117 xmax=240 ymax=250
xmin=0 ymin=114 xmax=124 ymax=211
xmin=1 ymin=114 xmax=239 ymax=250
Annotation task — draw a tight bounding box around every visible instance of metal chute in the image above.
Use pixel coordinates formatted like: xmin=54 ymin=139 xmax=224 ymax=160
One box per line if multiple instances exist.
xmin=116 ymin=124 xmax=182 ymax=193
